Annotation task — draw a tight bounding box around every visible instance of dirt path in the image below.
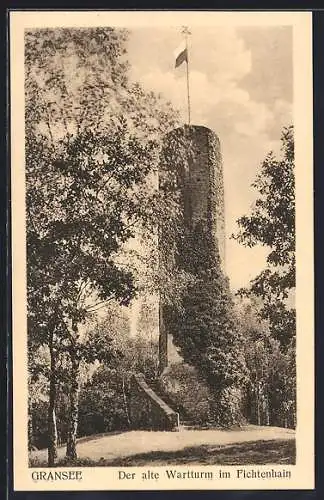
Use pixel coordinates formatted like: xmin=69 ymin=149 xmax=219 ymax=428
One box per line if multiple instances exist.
xmin=31 ymin=425 xmax=295 ymax=463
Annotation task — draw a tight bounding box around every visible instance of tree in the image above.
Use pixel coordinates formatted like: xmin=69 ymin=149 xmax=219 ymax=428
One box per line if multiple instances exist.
xmin=232 ymin=126 xmax=295 ymax=349
xmin=236 ymin=297 xmax=296 ymax=428
xmin=171 ymin=223 xmax=248 ymax=426
xmin=25 ymin=27 xmax=183 ymax=464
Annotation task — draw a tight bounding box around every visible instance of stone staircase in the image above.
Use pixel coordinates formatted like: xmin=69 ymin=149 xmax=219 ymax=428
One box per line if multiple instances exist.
xmin=129 ymin=374 xmax=179 ymax=431
xmin=149 ymin=378 xmax=198 ymax=431
xmin=130 ymin=374 xmax=213 ymax=431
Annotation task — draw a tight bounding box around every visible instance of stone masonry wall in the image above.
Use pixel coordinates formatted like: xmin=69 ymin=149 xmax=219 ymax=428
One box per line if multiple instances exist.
xmin=159 ymin=125 xmax=225 ymax=374
xmin=184 ymin=125 xmax=225 ymax=266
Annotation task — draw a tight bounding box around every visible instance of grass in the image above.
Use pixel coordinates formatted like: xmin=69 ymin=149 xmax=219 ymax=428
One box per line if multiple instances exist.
xmin=29 ymin=438 xmax=295 ymax=467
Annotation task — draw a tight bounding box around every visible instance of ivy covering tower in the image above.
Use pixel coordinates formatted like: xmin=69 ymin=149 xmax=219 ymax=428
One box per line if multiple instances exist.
xmin=159 ymin=124 xmax=247 ymax=425
xmin=159 ymin=125 xmax=225 ymax=373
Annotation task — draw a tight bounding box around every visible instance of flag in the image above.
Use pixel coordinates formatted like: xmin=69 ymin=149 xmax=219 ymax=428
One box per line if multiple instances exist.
xmin=174 ymin=41 xmax=188 ymax=68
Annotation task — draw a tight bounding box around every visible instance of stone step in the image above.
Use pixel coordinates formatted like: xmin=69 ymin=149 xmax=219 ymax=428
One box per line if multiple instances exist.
xmin=180 ymin=420 xmax=196 ymax=429
xmin=149 ymin=378 xmax=198 ymax=429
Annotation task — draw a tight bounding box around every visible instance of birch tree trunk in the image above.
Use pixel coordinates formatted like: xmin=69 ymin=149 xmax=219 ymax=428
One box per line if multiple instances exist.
xmin=48 ymin=338 xmax=58 ymax=467
xmin=66 ymin=350 xmax=80 ymax=460
xmin=66 ymin=318 xmax=80 ymax=460
xmin=256 ymin=384 xmax=261 ymax=426
xmin=28 ymin=397 xmax=34 ymax=451
xmin=122 ymin=374 xmax=131 ymax=427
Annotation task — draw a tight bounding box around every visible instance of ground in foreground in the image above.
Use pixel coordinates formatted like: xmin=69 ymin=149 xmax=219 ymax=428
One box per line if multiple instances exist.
xmin=30 ymin=425 xmax=295 ymax=467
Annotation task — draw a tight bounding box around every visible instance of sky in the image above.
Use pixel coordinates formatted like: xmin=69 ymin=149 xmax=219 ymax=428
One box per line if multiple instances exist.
xmin=126 ymin=26 xmax=293 ymax=291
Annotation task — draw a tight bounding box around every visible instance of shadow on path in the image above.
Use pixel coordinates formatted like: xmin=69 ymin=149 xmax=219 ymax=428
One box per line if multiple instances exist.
xmin=106 ymin=439 xmax=295 ymax=466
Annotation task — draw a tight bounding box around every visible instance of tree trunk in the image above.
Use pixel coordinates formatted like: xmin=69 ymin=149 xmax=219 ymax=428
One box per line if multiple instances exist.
xmin=265 ymin=395 xmax=270 ymax=426
xmin=256 ymin=384 xmax=260 ymax=426
xmin=28 ymin=399 xmax=34 ymax=451
xmin=122 ymin=374 xmax=131 ymax=427
xmin=66 ymin=348 xmax=80 ymax=460
xmin=48 ymin=342 xmax=58 ymax=467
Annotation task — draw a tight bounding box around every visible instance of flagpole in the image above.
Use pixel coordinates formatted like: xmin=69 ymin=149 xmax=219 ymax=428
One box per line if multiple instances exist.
xmin=183 ymin=27 xmax=191 ymax=126
xmin=185 ymin=34 xmax=191 ymax=126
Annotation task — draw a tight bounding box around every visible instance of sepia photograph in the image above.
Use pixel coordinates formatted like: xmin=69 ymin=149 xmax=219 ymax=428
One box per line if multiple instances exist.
xmin=10 ymin=10 xmax=313 ymax=491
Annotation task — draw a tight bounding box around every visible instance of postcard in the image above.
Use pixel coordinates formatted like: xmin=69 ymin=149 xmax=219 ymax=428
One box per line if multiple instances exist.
xmin=10 ymin=10 xmax=314 ymax=491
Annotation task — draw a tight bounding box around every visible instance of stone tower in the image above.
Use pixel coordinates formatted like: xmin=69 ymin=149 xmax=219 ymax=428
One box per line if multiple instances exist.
xmin=158 ymin=125 xmax=225 ymax=374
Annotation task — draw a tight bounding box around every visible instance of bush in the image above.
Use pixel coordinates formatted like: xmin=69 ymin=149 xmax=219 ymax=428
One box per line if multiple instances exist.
xmin=28 ymin=400 xmax=49 ymax=450
xmin=78 ymin=367 xmax=130 ymax=437
xmin=159 ymin=363 xmax=212 ymax=425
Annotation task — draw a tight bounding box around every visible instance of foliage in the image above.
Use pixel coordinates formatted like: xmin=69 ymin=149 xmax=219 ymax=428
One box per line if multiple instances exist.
xmin=25 ymin=26 xmax=185 ymax=461
xmin=25 ymin=25 xmax=185 ymax=364
xmin=237 ymin=298 xmax=296 ymax=428
xmin=78 ymin=368 xmax=130 ymax=436
xmin=232 ymin=126 xmax=295 ymax=349
xmin=171 ymin=223 xmax=248 ymax=426
xmin=28 ymin=327 xmax=160 ymax=449
xmin=29 ymin=400 xmax=49 ymax=450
